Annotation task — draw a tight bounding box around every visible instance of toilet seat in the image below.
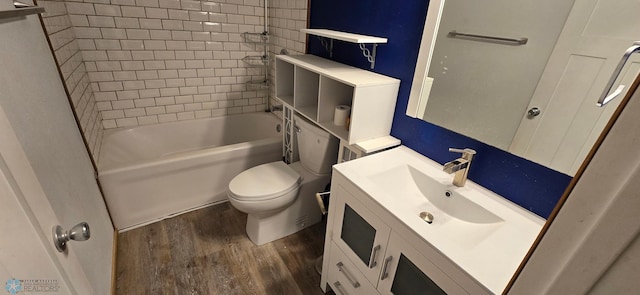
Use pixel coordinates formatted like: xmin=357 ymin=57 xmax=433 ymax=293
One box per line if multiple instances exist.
xmin=228 ymin=161 xmax=301 ymax=201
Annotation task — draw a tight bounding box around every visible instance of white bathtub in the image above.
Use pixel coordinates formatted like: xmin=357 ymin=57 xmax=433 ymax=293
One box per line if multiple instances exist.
xmin=98 ymin=113 xmax=283 ymax=230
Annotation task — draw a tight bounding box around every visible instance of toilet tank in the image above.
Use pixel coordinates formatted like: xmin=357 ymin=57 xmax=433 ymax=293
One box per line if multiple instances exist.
xmin=294 ymin=115 xmax=339 ymax=175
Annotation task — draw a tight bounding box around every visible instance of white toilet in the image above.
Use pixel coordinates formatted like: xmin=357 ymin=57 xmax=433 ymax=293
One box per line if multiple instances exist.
xmin=228 ymin=114 xmax=339 ymax=245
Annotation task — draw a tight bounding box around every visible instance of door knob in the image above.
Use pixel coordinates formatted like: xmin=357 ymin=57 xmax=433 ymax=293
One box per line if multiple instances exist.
xmin=53 ymin=222 xmax=90 ymax=252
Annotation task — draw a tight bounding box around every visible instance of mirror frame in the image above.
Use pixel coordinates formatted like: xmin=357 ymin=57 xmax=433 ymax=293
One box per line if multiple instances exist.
xmin=406 ymin=0 xmax=445 ymax=118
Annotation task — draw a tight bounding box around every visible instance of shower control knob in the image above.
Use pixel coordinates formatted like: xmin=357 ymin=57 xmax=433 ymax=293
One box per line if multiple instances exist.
xmin=527 ymin=107 xmax=541 ymax=118
xmin=53 ymin=222 xmax=90 ymax=252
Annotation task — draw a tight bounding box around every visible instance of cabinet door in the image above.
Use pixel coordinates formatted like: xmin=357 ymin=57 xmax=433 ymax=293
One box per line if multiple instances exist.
xmin=377 ymin=232 xmax=468 ymax=295
xmin=332 ymin=184 xmax=391 ymax=287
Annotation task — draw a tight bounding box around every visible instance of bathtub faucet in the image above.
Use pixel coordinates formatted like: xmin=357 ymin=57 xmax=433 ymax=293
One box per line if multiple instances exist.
xmin=443 ymin=148 xmax=476 ymax=187
xmin=270 ymin=105 xmax=283 ymax=112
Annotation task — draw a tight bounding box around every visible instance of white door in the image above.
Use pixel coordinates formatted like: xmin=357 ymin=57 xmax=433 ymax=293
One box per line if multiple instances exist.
xmin=510 ymin=0 xmax=640 ymax=175
xmin=0 ymin=105 xmax=88 ymax=294
xmin=0 ymin=148 xmax=71 ymax=294
xmin=0 ymin=2 xmax=114 ymax=294
xmin=509 ymin=72 xmax=640 ymax=293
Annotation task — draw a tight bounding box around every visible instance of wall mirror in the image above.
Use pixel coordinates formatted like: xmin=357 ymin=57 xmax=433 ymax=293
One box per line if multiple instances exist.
xmin=407 ymin=0 xmax=640 ymax=176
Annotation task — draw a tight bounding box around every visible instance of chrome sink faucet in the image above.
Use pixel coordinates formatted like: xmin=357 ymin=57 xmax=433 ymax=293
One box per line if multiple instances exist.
xmin=443 ymin=148 xmax=476 ymax=187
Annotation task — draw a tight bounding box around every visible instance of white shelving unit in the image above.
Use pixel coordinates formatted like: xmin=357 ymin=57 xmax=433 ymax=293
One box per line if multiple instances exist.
xmin=301 ymin=29 xmax=388 ymax=69
xmin=275 ymin=54 xmax=400 ymax=152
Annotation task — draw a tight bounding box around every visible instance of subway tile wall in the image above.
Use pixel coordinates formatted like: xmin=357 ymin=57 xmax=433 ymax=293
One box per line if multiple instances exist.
xmin=38 ymin=0 xmax=307 ymax=161
xmin=66 ymin=0 xmax=273 ymax=128
xmin=267 ymin=0 xmax=307 ymax=55
xmin=267 ymin=0 xmax=307 ymax=108
xmin=40 ymin=0 xmax=104 ymax=159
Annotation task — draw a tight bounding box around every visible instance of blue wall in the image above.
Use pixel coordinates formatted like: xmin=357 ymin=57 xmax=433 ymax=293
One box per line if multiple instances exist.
xmin=308 ymin=0 xmax=571 ymax=218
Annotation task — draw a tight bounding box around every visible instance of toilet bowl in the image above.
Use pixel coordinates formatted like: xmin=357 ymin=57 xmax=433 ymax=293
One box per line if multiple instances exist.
xmin=228 ymin=161 xmax=301 ymax=216
xmin=227 ymin=115 xmax=338 ymax=245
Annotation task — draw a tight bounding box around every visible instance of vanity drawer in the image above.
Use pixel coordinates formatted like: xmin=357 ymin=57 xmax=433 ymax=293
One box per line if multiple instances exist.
xmin=328 ymin=242 xmax=378 ymax=295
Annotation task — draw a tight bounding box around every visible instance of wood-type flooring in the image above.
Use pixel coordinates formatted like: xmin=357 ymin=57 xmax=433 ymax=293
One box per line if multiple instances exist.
xmin=115 ymin=202 xmax=328 ymax=294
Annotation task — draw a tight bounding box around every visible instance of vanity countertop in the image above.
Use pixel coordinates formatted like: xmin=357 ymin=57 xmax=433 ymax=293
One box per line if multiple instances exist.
xmin=333 ymin=145 xmax=545 ymax=293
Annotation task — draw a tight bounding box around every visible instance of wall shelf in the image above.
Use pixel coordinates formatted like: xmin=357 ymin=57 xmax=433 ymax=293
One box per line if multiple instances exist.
xmin=301 ymin=29 xmax=388 ymax=69
xmin=355 ymin=136 xmax=401 ymax=153
xmin=242 ymin=55 xmax=269 ymax=67
xmin=242 ymin=30 xmax=269 ymax=93
xmin=301 ymin=29 xmax=387 ymax=44
xmin=241 ymin=32 xmax=269 ymax=43
xmin=246 ymin=80 xmax=268 ymax=89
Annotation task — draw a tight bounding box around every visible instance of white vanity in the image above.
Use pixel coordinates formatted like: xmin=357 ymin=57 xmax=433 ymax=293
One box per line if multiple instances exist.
xmin=320 ymin=146 xmax=545 ymax=294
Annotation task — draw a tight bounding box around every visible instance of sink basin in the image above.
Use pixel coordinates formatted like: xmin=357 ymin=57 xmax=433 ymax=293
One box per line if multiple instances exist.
xmin=369 ymin=164 xmax=503 ymax=224
xmin=367 ymin=164 xmax=504 ymax=249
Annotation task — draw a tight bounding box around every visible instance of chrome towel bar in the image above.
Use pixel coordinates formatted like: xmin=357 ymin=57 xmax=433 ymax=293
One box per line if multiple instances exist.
xmin=448 ymin=30 xmax=528 ymax=45
xmin=0 ymin=1 xmax=45 ymax=19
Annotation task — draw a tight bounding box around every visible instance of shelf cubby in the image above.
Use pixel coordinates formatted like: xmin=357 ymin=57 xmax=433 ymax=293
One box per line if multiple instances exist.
xmin=318 ymin=76 xmax=354 ymax=125
xmin=294 ymin=67 xmax=320 ymax=120
xmin=275 ymin=58 xmax=294 ymax=106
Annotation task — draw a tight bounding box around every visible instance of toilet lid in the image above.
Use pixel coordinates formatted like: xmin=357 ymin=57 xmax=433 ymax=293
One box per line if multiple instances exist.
xmin=229 ymin=161 xmax=301 ymax=201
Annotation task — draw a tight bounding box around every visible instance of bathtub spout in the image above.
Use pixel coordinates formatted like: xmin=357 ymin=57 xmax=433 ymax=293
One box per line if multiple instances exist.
xmin=269 ymin=105 xmax=283 ymax=112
